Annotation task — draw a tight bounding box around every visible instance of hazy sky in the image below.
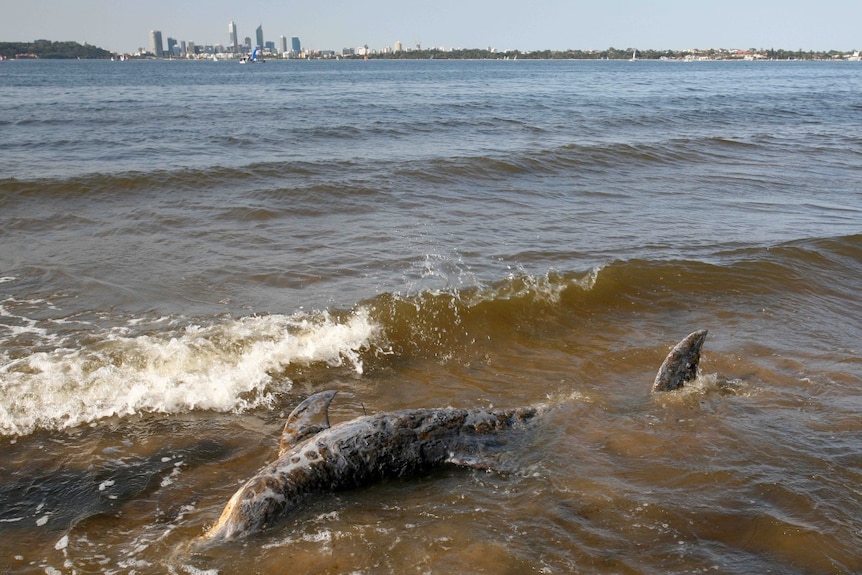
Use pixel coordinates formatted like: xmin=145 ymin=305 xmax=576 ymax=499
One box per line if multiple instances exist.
xmin=2 ymin=0 xmax=860 ymax=54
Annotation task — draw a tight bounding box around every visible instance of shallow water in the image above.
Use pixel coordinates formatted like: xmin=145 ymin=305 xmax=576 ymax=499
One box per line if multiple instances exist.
xmin=1 ymin=59 xmax=861 ymax=574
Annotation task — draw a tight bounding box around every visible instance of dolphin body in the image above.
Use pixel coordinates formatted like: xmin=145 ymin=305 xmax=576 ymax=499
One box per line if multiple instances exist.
xmin=201 ymin=330 xmax=708 ymax=543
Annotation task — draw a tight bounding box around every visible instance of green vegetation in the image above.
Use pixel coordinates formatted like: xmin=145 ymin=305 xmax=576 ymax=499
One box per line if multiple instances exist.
xmin=362 ymin=47 xmax=856 ymax=61
xmin=0 ymin=40 xmax=113 ymax=59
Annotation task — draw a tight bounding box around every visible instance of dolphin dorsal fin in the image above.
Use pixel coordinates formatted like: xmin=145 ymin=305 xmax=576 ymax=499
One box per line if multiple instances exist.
xmin=652 ymin=330 xmax=708 ymax=392
xmin=279 ymin=390 xmax=338 ymax=454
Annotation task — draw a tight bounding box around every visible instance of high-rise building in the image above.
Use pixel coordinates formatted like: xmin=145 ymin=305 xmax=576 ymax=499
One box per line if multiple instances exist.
xmin=255 ymin=24 xmax=264 ymax=49
xmin=292 ymin=37 xmax=302 ymax=54
xmin=149 ymin=30 xmax=164 ymax=56
xmin=167 ymin=37 xmax=178 ymax=56
xmin=394 ymin=40 xmax=403 ymax=53
xmin=279 ymin=35 xmax=288 ymax=55
xmin=228 ymin=21 xmax=238 ymax=54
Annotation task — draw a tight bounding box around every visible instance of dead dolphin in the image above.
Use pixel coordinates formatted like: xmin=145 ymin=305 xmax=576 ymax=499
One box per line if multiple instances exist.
xmin=201 ymin=395 xmax=543 ymax=543
xmin=200 ymin=330 xmax=708 ymax=543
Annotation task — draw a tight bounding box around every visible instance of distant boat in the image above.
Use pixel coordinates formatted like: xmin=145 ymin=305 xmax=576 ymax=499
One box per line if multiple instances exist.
xmin=240 ymin=47 xmax=265 ymax=64
xmin=630 ymin=49 xmax=638 ymax=61
xmin=849 ymin=51 xmax=861 ymax=61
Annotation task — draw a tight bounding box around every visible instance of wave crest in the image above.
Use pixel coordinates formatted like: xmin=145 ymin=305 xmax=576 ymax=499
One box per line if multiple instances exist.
xmin=0 ymin=310 xmax=380 ymax=436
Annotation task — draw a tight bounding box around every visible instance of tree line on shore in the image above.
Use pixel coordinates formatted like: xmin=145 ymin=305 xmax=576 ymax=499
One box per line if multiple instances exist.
xmin=0 ymin=40 xmax=112 ymax=59
xmin=370 ymin=47 xmax=855 ymax=61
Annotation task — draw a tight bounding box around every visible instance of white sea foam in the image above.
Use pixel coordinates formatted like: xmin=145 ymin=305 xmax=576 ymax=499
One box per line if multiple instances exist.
xmin=0 ymin=308 xmax=380 ymax=436
xmin=0 ymin=298 xmax=54 ymax=342
xmin=573 ymin=265 xmax=602 ymax=291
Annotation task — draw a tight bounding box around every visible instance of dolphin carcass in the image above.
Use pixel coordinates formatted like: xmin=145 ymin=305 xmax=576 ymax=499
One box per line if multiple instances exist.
xmin=201 ymin=329 xmax=708 ymax=542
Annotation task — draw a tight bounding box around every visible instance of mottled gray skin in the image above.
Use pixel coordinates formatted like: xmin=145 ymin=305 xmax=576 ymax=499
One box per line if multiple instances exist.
xmin=652 ymin=329 xmax=708 ymax=392
xmin=202 ymin=394 xmax=540 ymax=542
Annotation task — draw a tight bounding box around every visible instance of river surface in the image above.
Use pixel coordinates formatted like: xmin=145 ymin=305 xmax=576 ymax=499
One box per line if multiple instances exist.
xmin=1 ymin=58 xmax=861 ymax=574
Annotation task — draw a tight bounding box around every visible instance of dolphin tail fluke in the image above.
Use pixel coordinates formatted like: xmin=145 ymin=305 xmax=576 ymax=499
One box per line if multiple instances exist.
xmin=651 ymin=330 xmax=708 ymax=392
xmin=279 ymin=390 xmax=338 ymax=454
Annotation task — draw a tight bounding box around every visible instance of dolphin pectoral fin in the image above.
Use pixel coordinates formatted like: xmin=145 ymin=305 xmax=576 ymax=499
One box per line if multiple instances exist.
xmin=279 ymin=390 xmax=338 ymax=454
xmin=651 ymin=330 xmax=708 ymax=392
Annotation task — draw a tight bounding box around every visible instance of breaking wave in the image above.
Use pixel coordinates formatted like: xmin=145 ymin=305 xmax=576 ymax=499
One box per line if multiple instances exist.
xmin=0 ymin=310 xmax=380 ymax=436
xmin=1 ymin=233 xmax=859 ymax=436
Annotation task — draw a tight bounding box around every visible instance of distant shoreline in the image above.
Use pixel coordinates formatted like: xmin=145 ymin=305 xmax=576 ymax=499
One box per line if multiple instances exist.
xmin=2 ymin=41 xmax=859 ymax=62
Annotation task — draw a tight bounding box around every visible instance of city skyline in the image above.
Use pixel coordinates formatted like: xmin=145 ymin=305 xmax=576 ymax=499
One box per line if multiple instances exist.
xmin=2 ymin=0 xmax=861 ymax=55
xmin=146 ymin=21 xmax=304 ymax=58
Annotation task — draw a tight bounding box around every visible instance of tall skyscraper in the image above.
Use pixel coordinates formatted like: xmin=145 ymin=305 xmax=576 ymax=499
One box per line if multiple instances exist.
xmin=228 ymin=21 xmax=238 ymax=54
xmin=255 ymin=24 xmax=264 ymax=49
xmin=292 ymin=37 xmax=302 ymax=54
xmin=279 ymin=36 xmax=288 ymax=55
xmin=149 ymin=30 xmax=163 ymax=56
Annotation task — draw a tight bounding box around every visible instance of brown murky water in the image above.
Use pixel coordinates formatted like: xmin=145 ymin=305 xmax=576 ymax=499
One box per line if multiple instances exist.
xmin=5 ymin=257 xmax=862 ymax=574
